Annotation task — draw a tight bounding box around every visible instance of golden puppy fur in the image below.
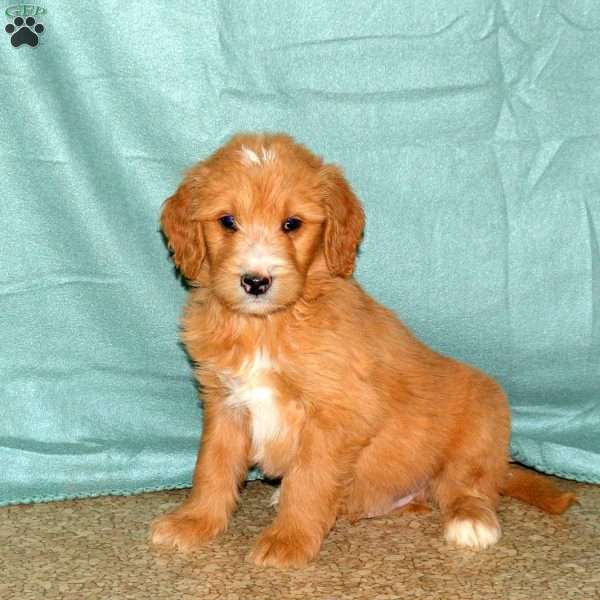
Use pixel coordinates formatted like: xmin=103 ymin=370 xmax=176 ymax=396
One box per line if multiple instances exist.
xmin=152 ymin=133 xmax=576 ymax=567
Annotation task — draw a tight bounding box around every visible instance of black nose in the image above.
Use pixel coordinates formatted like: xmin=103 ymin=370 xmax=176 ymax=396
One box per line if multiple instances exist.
xmin=241 ymin=273 xmax=272 ymax=296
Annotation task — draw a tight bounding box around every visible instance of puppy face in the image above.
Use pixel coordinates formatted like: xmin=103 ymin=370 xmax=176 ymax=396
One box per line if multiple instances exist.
xmin=199 ymin=144 xmax=327 ymax=315
xmin=161 ymin=134 xmax=365 ymax=315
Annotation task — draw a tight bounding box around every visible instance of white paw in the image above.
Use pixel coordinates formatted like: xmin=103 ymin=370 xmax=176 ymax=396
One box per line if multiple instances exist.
xmin=444 ymin=518 xmax=501 ymax=549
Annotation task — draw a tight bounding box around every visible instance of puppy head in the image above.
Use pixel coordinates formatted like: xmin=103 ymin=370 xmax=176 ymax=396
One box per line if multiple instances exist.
xmin=161 ymin=133 xmax=364 ymax=315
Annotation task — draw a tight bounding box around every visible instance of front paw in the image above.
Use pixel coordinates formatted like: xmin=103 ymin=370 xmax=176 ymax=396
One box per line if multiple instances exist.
xmin=151 ymin=508 xmax=225 ymax=552
xmin=249 ymin=525 xmax=321 ymax=568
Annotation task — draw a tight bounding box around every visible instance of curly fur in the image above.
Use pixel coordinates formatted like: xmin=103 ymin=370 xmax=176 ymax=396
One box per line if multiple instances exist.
xmin=152 ymin=133 xmax=575 ymax=567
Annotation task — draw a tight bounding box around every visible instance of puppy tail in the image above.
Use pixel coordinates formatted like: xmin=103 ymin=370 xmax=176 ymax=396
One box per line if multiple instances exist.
xmin=501 ymin=464 xmax=578 ymax=514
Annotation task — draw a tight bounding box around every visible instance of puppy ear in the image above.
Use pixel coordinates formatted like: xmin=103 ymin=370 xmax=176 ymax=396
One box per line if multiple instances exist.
xmin=321 ymin=165 xmax=365 ymax=278
xmin=160 ymin=182 xmax=205 ymax=281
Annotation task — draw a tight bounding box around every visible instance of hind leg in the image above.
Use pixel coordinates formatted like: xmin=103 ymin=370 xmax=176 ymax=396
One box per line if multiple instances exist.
xmin=432 ymin=381 xmax=510 ymax=549
xmin=436 ymin=484 xmax=502 ymax=549
xmin=432 ymin=446 xmax=508 ymax=549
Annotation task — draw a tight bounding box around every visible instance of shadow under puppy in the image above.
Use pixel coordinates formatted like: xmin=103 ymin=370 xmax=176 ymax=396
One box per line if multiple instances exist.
xmin=152 ymin=133 xmax=576 ymax=567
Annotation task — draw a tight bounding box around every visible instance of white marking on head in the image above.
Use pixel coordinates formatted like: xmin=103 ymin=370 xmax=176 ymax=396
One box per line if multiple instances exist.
xmin=239 ymin=145 xmax=277 ymax=167
xmin=222 ymin=352 xmax=282 ymax=463
xmin=260 ymin=146 xmax=276 ymax=163
xmin=444 ymin=518 xmax=501 ymax=549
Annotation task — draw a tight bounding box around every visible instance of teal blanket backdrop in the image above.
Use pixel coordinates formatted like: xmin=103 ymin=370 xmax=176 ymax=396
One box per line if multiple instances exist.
xmin=1 ymin=1 xmax=599 ymax=506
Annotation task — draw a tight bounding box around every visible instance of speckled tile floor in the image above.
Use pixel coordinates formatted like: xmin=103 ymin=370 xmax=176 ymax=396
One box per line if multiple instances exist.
xmin=2 ymin=478 xmax=599 ymax=600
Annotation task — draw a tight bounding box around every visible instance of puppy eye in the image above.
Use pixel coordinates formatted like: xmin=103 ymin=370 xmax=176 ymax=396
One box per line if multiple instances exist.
xmin=219 ymin=215 xmax=237 ymax=231
xmin=282 ymin=217 xmax=302 ymax=233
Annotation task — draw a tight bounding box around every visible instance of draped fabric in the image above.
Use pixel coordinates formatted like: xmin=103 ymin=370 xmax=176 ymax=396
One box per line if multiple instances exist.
xmin=2 ymin=0 xmax=599 ymax=505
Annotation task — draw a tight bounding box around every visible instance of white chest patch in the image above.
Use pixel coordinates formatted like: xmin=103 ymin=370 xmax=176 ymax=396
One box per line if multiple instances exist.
xmin=221 ymin=352 xmax=282 ymax=462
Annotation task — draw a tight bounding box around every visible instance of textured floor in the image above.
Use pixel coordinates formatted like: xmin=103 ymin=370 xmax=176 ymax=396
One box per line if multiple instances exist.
xmin=2 ymin=478 xmax=600 ymax=600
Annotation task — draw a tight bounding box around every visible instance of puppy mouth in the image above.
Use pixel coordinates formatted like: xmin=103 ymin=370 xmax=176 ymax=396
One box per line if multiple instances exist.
xmin=235 ymin=294 xmax=285 ymax=315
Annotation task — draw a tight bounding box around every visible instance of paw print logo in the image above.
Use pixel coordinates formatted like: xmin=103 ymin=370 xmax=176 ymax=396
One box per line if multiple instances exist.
xmin=5 ymin=16 xmax=44 ymax=47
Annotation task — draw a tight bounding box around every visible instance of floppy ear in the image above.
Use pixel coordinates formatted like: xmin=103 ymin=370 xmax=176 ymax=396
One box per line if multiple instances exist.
xmin=321 ymin=165 xmax=365 ymax=278
xmin=160 ymin=181 xmax=205 ymax=281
